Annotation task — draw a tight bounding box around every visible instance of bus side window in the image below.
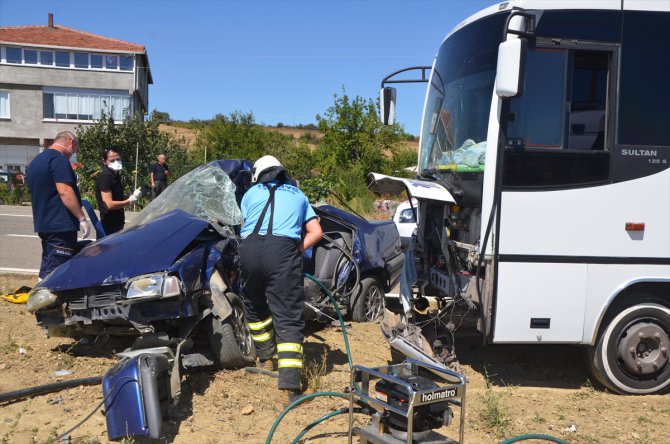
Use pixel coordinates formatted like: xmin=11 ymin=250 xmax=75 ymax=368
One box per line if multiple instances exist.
xmin=502 ymin=47 xmax=613 ymax=188
xmin=568 ymin=51 xmax=610 ymax=151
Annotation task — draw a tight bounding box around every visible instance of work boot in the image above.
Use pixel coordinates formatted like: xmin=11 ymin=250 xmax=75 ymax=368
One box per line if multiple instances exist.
xmin=283 ymin=387 xmax=316 ymax=406
xmin=258 ymin=358 xmax=274 ymax=372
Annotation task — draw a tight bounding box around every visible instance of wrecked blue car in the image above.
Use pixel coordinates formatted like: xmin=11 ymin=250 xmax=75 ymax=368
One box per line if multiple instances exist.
xmin=27 ymin=159 xmax=403 ymax=369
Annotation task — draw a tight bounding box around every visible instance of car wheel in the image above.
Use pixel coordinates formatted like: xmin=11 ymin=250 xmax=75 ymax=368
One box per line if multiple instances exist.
xmin=207 ymin=293 xmax=256 ymax=368
xmin=351 ymin=277 xmax=385 ymax=322
xmin=585 ymin=301 xmax=670 ymax=395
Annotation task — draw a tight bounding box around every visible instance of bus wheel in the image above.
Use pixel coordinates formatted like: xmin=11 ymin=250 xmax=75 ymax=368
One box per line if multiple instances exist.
xmin=589 ymin=302 xmax=670 ymax=395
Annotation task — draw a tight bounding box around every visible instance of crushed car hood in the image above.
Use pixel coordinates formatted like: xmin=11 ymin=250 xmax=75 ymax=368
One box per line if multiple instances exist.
xmin=42 ymin=210 xmax=212 ymax=291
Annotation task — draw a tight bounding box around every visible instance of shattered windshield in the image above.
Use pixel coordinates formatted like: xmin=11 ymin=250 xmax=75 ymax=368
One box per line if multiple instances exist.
xmin=419 ymin=13 xmax=506 ymax=174
xmin=127 ymin=163 xmax=243 ymax=230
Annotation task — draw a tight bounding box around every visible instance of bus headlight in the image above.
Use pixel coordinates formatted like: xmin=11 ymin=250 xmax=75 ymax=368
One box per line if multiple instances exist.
xmin=125 ymin=274 xmax=181 ymax=301
xmin=27 ymin=288 xmax=58 ymax=312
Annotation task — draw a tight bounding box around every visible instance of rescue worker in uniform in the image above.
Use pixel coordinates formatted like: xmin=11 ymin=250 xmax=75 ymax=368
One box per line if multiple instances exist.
xmin=238 ymin=155 xmax=323 ymax=403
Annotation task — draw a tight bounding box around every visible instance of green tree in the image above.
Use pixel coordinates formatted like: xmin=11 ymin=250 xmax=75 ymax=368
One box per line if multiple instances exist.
xmin=312 ymin=88 xmax=410 ymax=201
xmin=75 ymin=110 xmax=188 ymax=207
xmin=315 ymin=88 xmax=407 ymax=176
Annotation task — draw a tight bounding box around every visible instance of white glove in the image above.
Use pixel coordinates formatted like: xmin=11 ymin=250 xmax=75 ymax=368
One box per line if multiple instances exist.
xmin=128 ymin=188 xmax=142 ymax=204
xmin=79 ymin=219 xmax=91 ymax=239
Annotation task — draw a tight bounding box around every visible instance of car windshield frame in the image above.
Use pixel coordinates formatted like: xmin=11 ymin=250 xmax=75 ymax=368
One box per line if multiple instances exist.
xmin=419 ymin=12 xmax=507 ymax=174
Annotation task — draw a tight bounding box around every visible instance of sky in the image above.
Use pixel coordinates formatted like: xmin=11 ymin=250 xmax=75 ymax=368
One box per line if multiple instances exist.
xmin=0 ymin=0 xmax=494 ymax=135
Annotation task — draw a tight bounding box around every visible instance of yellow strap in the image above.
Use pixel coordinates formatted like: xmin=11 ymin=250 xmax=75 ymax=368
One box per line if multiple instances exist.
xmin=251 ymin=331 xmax=273 ymax=342
xmin=1 ymin=293 xmax=29 ymax=304
xmin=278 ymin=358 xmax=303 ymax=368
xmin=277 ymin=343 xmax=303 ymax=354
xmin=248 ymin=316 xmax=273 ymax=331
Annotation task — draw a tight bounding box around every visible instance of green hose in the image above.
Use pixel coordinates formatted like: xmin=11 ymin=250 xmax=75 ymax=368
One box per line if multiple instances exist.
xmin=304 ymin=272 xmax=355 ymax=372
xmin=499 ymin=433 xmax=570 ymax=444
xmin=291 ymin=407 xmax=365 ymax=444
xmin=265 ymin=391 xmax=349 ymax=444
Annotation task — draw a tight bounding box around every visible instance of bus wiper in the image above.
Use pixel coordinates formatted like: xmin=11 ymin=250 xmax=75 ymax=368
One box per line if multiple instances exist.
xmin=419 ymin=168 xmax=464 ymax=200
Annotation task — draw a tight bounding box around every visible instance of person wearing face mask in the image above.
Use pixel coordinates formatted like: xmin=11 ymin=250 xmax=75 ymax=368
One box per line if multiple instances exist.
xmin=27 ymin=131 xmax=91 ymax=280
xmin=94 ymin=147 xmax=142 ymax=236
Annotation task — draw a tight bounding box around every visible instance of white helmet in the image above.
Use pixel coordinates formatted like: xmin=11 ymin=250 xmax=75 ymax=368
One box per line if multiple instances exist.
xmin=252 ymin=155 xmax=285 ymax=183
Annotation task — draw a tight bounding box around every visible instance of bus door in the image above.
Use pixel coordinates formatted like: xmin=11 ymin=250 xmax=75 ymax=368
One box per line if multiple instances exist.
xmin=493 ymin=42 xmax=617 ymax=343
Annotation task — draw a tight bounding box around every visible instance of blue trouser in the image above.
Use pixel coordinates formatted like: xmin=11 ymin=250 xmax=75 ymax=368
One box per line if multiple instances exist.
xmin=38 ymin=231 xmax=77 ymax=279
xmin=239 ymin=234 xmax=304 ymax=390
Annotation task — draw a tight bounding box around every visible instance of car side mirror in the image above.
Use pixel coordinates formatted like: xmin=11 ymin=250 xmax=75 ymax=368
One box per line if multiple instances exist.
xmin=380 ymin=87 xmax=396 ymax=125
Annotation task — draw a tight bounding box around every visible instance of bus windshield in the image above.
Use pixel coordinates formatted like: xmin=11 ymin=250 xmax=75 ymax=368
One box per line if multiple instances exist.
xmin=419 ymin=13 xmax=506 ymax=174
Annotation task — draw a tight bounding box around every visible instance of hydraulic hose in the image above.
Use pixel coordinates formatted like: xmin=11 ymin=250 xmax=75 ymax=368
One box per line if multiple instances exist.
xmin=499 ymin=434 xmax=569 ymax=444
xmin=291 ymin=407 xmax=366 ymax=444
xmin=304 ymin=272 xmax=354 ymax=371
xmin=265 ymin=391 xmax=349 ymax=444
xmin=0 ymin=376 xmax=102 ymax=404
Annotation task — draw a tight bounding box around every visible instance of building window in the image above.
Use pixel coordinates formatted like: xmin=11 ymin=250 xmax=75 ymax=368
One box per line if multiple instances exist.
xmin=1 ymin=47 xmax=135 ymax=72
xmin=6 ymin=47 xmax=21 ymax=64
xmin=43 ymin=88 xmax=131 ymax=122
xmin=90 ymin=54 xmax=103 ymax=69
xmin=24 ymin=49 xmax=38 ymax=64
xmin=40 ymin=50 xmax=54 ymax=66
xmin=55 ymin=51 xmax=70 ymax=67
xmin=120 ymin=55 xmax=134 ymax=71
xmin=105 ymin=55 xmax=118 ymax=69
xmin=0 ymin=91 xmax=9 ymax=118
xmin=74 ymin=52 xmax=88 ymax=68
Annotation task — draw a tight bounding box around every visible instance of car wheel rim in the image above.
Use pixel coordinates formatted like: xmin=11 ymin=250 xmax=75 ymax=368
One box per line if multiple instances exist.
xmin=233 ymin=306 xmax=254 ymax=356
xmin=616 ymin=320 xmax=670 ymax=377
xmin=365 ymin=285 xmax=384 ymax=321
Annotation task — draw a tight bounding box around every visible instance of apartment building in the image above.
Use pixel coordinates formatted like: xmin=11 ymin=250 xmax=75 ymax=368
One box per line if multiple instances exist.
xmin=0 ymin=13 xmax=152 ymax=172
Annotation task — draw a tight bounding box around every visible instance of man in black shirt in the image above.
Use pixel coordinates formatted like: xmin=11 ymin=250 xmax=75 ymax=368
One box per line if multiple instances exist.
xmin=150 ymin=153 xmax=169 ymax=199
xmin=95 ymin=147 xmax=141 ymax=236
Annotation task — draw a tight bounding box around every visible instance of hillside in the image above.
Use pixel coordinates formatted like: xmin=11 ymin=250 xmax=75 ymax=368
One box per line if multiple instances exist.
xmin=159 ymin=123 xmax=419 ymax=154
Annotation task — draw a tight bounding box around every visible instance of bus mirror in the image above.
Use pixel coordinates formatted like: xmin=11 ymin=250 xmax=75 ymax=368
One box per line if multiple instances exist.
xmin=495 ymin=38 xmax=527 ymax=98
xmin=380 ymin=87 xmax=397 ymax=125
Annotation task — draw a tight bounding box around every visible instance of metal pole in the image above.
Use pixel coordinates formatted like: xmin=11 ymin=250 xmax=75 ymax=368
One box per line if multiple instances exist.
xmin=133 ymin=141 xmax=139 ymax=211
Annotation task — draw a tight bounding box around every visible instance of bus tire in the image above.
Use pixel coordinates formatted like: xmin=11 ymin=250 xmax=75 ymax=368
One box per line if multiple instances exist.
xmin=589 ymin=302 xmax=670 ymax=395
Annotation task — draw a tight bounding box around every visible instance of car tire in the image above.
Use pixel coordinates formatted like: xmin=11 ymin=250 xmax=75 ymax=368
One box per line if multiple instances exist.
xmin=207 ymin=293 xmax=256 ymax=368
xmin=351 ymin=277 xmax=385 ymax=322
xmin=585 ymin=301 xmax=670 ymax=395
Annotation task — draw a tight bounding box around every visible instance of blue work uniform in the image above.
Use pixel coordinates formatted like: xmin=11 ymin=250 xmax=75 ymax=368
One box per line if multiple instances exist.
xmin=27 ymin=149 xmax=82 ymax=278
xmin=238 ymin=180 xmax=317 ymax=390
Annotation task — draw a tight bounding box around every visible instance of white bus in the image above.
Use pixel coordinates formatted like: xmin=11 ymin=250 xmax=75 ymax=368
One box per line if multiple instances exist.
xmin=373 ymin=1 xmax=670 ymax=395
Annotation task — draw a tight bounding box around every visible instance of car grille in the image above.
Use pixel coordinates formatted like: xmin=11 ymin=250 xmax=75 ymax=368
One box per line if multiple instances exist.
xmin=57 ymin=286 xmax=124 ymax=310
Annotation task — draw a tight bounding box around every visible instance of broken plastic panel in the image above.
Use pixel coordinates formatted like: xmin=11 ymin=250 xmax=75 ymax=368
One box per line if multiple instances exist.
xmin=128 ymin=164 xmax=243 ymax=230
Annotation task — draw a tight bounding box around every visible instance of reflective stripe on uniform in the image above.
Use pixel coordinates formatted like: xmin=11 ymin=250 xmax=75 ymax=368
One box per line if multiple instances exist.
xmin=277 ymin=343 xmax=303 ymax=354
xmin=251 ymin=331 xmax=274 ymax=342
xmin=278 ymin=358 xmax=303 ymax=368
xmin=248 ymin=316 xmax=273 ymax=331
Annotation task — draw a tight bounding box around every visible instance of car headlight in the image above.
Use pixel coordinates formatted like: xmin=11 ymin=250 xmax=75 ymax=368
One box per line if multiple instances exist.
xmin=27 ymin=287 xmax=58 ymax=312
xmin=125 ymin=273 xmax=181 ymax=301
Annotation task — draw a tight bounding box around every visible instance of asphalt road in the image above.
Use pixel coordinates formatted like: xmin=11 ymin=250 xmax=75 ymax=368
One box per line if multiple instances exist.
xmin=0 ymin=205 xmax=139 ymax=275
xmin=0 ymin=205 xmax=41 ymax=273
